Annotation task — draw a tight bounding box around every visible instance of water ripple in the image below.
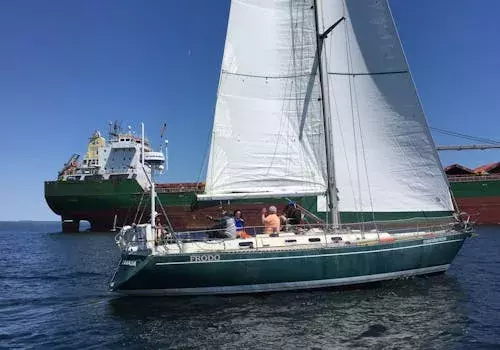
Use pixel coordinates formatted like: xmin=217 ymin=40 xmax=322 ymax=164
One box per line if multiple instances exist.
xmin=0 ymin=225 xmax=499 ymax=349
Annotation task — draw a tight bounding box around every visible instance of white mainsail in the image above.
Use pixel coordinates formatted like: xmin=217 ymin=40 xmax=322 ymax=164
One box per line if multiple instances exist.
xmin=201 ymin=0 xmax=454 ymax=215
xmin=201 ymin=0 xmax=328 ymax=199
xmin=317 ymin=0 xmax=453 ymax=213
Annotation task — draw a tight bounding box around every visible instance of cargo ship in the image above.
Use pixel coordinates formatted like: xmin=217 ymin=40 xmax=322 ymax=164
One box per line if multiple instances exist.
xmin=45 ymin=123 xmax=314 ymax=233
xmin=44 ymin=123 xmax=498 ymax=232
xmin=444 ymin=163 xmax=500 ymax=224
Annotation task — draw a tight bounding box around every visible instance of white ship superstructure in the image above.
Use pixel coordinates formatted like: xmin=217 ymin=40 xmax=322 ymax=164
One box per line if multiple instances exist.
xmin=58 ymin=122 xmax=164 ymax=191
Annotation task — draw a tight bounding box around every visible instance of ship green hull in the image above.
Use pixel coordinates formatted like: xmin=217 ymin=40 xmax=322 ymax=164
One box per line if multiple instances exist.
xmin=109 ymin=232 xmax=468 ymax=295
xmin=449 ymin=178 xmax=500 ymax=224
xmin=45 ymin=179 xmax=454 ymax=232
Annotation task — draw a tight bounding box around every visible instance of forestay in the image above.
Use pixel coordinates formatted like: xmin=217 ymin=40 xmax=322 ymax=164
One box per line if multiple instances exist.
xmin=202 ymin=0 xmax=328 ymax=199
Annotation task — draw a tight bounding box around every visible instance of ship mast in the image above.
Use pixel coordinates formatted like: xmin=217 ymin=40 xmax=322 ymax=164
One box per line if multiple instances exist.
xmin=313 ymin=0 xmax=344 ymax=227
xmin=141 ymin=122 xmax=156 ymax=228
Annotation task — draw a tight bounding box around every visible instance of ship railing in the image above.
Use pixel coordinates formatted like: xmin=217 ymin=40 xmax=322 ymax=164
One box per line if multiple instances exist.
xmin=155 ymin=185 xmax=205 ymax=193
xmin=447 ymin=174 xmax=500 ymax=182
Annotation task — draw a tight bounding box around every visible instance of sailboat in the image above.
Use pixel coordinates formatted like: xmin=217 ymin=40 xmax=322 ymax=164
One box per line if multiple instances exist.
xmin=109 ymin=0 xmax=472 ymax=296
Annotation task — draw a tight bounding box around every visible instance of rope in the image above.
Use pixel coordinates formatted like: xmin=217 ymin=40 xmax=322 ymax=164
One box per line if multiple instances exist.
xmin=156 ymin=194 xmax=174 ymax=233
xmin=341 ymin=1 xmax=364 ymax=228
xmin=137 ymin=195 xmax=148 ymax=224
xmin=132 ymin=192 xmax=145 ymax=224
xmin=285 ymin=197 xmax=325 ymax=224
xmin=430 ymin=127 xmax=500 ymax=145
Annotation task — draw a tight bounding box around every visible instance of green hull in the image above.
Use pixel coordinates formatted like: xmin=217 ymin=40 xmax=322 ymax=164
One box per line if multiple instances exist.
xmin=449 ymin=178 xmax=500 ymax=197
xmin=110 ymin=232 xmax=467 ymax=295
xmin=448 ymin=178 xmax=500 ymax=224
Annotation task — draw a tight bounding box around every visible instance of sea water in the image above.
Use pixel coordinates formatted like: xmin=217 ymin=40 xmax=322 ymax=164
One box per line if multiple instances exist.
xmin=1 ymin=222 xmax=499 ymax=349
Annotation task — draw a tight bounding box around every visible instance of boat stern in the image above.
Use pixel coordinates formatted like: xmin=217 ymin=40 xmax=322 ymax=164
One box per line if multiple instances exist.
xmin=109 ymin=254 xmax=150 ymax=292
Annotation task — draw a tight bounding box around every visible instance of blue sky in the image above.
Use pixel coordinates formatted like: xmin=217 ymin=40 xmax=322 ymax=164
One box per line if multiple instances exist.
xmin=0 ymin=0 xmax=498 ymax=220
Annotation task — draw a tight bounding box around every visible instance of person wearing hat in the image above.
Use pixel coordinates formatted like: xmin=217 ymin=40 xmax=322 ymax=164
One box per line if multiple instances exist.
xmin=282 ymin=201 xmax=302 ymax=228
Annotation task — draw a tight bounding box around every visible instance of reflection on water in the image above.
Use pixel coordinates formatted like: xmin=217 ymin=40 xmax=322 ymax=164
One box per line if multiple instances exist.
xmin=107 ymin=275 xmax=468 ymax=349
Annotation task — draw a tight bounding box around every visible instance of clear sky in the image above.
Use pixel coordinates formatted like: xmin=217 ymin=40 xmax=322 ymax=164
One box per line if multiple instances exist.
xmin=0 ymin=0 xmax=498 ymax=220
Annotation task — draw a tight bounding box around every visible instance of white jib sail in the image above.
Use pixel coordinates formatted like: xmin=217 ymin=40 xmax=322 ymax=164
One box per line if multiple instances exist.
xmin=202 ymin=0 xmax=328 ymax=200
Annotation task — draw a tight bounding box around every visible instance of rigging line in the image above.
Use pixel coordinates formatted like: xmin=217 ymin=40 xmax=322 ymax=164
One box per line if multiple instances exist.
xmin=321 ymin=3 xmax=361 ymax=217
xmin=341 ymin=0 xmax=363 ymax=226
xmin=293 ymin=3 xmax=316 ymax=186
xmin=221 ymin=70 xmax=313 ymax=80
xmin=323 ymin=5 xmax=358 ymax=217
xmin=121 ymin=196 xmax=135 ymax=227
xmin=354 ymin=9 xmax=403 ymax=228
xmin=324 ymin=0 xmax=358 ymax=221
xmin=132 ymin=191 xmax=145 ymax=224
xmin=352 ymin=70 xmax=377 ymax=227
xmin=195 ymin=108 xmax=214 ymax=186
xmin=285 ymin=0 xmax=297 ymax=179
xmin=327 ymin=70 xmax=408 ymax=76
xmin=290 ymin=0 xmax=298 ymax=122
xmin=265 ymin=60 xmax=291 ymax=177
xmin=195 ymin=135 xmax=210 ymax=185
xmin=434 ymin=131 xmax=498 ymax=144
xmin=204 ymin=34 xmax=231 ymax=190
xmin=155 ymin=194 xmax=174 ymax=233
xmin=284 ymin=197 xmax=325 ymax=224
xmin=434 ymin=131 xmax=500 ymax=145
xmin=266 ymin=2 xmax=303 ymax=179
xmin=430 ymin=127 xmax=500 ymax=145
xmin=137 ymin=195 xmax=148 ymax=224
xmin=292 ymin=2 xmax=307 ymax=180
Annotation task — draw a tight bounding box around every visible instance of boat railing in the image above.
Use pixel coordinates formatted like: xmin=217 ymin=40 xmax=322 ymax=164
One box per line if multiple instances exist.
xmin=158 ymin=218 xmax=459 ymax=249
xmin=116 ymin=216 xmax=462 ymax=253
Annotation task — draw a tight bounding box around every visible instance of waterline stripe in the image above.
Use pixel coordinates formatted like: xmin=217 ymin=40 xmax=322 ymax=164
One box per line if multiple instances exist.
xmin=119 ymin=264 xmax=450 ymax=296
xmin=155 ymin=238 xmax=463 ymax=266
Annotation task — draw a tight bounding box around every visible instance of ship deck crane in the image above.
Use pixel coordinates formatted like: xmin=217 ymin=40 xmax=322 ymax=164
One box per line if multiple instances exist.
xmin=58 ymin=154 xmax=80 ymax=177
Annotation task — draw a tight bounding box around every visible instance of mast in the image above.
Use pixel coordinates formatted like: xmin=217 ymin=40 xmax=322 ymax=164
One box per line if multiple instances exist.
xmin=141 ymin=122 xmax=145 ymax=168
xmin=141 ymin=122 xmax=156 ymax=227
xmin=151 ymin=177 xmax=156 ymax=228
xmin=313 ymin=0 xmax=341 ymax=227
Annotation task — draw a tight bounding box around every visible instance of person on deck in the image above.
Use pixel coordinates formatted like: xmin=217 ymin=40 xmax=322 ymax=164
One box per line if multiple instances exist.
xmin=282 ymin=201 xmax=302 ymax=226
xmin=234 ymin=210 xmax=245 ymax=231
xmin=207 ymin=210 xmax=236 ymax=239
xmin=155 ymin=216 xmax=166 ymax=244
xmin=234 ymin=210 xmax=251 ymax=238
xmin=262 ymin=206 xmax=280 ymax=235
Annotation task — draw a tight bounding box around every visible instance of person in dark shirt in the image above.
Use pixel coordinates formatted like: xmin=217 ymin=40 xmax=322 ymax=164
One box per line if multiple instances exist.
xmin=206 ymin=210 xmax=236 ymax=239
xmin=283 ymin=201 xmax=302 ymax=226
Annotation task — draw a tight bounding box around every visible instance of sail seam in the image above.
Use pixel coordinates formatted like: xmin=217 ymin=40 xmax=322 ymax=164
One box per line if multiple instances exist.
xmin=328 ymin=70 xmax=409 ymax=76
